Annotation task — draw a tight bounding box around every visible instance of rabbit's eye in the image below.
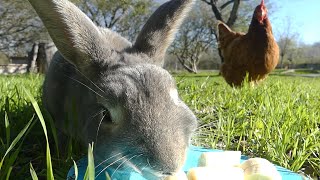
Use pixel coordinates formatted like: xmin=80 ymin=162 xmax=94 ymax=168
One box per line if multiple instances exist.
xmin=97 ymin=105 xmax=112 ymax=124
xmin=98 ymin=103 xmax=124 ymax=124
xmin=102 ymin=109 xmax=112 ymax=123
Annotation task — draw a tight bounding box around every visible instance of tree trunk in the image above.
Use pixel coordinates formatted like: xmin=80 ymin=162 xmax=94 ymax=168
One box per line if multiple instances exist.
xmin=177 ymin=56 xmax=197 ymax=73
xmin=280 ymin=53 xmax=285 ymax=69
xmin=27 ymin=43 xmax=39 ymax=73
xmin=193 ymin=60 xmax=198 ymax=73
xmin=28 ymin=42 xmax=57 ymax=73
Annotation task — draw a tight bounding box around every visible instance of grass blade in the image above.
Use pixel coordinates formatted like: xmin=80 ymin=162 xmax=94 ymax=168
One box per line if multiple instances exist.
xmin=5 ymin=166 xmax=12 ymax=180
xmin=0 ymin=115 xmax=33 ymax=171
xmin=44 ymin=109 xmax=60 ymax=158
xmin=73 ymin=160 xmax=79 ymax=180
xmin=4 ymin=111 xmax=10 ymax=149
xmin=22 ymin=86 xmax=54 ymax=180
xmin=105 ymin=171 xmax=111 ymax=180
xmin=30 ymin=163 xmax=39 ymax=180
xmin=22 ymin=87 xmax=49 ymax=140
xmin=83 ymin=143 xmax=95 ymax=180
xmin=0 ymin=116 xmax=36 ymax=180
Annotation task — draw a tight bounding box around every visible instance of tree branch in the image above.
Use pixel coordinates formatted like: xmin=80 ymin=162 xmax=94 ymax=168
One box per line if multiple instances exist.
xmin=226 ymin=0 xmax=240 ymax=27
xmin=220 ymin=0 xmax=234 ymax=10
xmin=201 ymin=0 xmax=224 ymax=22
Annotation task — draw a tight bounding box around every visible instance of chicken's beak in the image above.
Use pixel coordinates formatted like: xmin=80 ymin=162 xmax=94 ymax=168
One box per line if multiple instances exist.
xmin=260 ymin=10 xmax=266 ymax=20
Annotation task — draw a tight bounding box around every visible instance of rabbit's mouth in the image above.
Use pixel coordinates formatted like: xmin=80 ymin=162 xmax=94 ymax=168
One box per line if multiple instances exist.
xmin=141 ymin=169 xmax=169 ymax=179
xmin=96 ymin=149 xmax=181 ymax=179
xmin=133 ymin=156 xmax=183 ymax=179
xmin=121 ymin=161 xmax=166 ymax=179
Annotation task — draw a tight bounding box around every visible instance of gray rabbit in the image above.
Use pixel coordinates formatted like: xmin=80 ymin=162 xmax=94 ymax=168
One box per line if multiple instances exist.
xmin=27 ymin=0 xmax=197 ymax=178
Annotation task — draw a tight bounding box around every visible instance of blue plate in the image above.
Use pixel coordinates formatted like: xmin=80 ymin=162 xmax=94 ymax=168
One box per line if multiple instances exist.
xmin=67 ymin=146 xmax=303 ymax=180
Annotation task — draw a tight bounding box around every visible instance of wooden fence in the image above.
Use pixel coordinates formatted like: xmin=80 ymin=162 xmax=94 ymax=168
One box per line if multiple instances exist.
xmin=0 ymin=42 xmax=57 ymax=75
xmin=0 ymin=64 xmax=28 ymax=75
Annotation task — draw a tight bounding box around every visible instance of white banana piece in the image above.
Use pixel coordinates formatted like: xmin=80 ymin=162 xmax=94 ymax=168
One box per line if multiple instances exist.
xmin=164 ymin=171 xmax=188 ymax=180
xmin=240 ymin=158 xmax=282 ymax=180
xmin=172 ymin=152 xmax=282 ymax=180
xmin=187 ymin=166 xmax=244 ymax=180
xmin=198 ymin=151 xmax=241 ymax=167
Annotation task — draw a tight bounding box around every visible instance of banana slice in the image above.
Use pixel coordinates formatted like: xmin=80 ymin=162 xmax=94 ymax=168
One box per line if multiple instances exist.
xmin=240 ymin=158 xmax=281 ymax=180
xmin=244 ymin=173 xmax=278 ymax=180
xmin=187 ymin=166 xmax=244 ymax=180
xmin=198 ymin=151 xmax=241 ymax=167
xmin=164 ymin=171 xmax=188 ymax=180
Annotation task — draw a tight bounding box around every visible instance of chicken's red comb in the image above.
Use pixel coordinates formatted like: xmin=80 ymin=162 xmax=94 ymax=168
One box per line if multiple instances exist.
xmin=261 ymin=0 xmax=265 ymax=6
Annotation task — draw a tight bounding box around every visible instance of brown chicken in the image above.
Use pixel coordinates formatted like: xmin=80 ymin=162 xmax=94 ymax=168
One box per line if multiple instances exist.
xmin=218 ymin=0 xmax=279 ymax=87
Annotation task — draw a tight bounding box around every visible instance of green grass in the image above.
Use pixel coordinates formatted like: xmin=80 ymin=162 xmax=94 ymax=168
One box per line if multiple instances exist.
xmin=0 ymin=75 xmax=81 ymax=179
xmin=273 ymin=69 xmax=320 ymax=75
xmin=176 ymin=75 xmax=320 ymax=178
xmin=0 ymin=73 xmax=319 ymax=179
xmin=294 ymin=69 xmax=319 ymax=74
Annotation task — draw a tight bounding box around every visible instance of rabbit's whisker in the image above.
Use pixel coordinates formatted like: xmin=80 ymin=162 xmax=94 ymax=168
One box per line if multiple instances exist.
xmin=89 ymin=109 xmax=106 ymax=120
xmin=111 ymin=153 xmax=143 ymax=178
xmin=49 ymin=57 xmax=100 ymax=94
xmin=140 ymin=165 xmax=149 ymax=176
xmin=126 ymin=160 xmax=143 ymax=174
xmin=146 ymin=157 xmax=156 ymax=169
xmin=95 ymin=152 xmax=123 ymax=168
xmin=95 ymin=110 xmax=108 ymax=145
xmin=65 ymin=75 xmax=106 ymax=100
xmin=51 ymin=61 xmax=104 ymax=96
xmin=73 ymin=67 xmax=106 ymax=95
xmin=110 ymin=158 xmax=130 ymax=177
xmin=49 ymin=60 xmax=106 ymax=100
xmin=141 ymin=165 xmax=147 ymax=171
xmin=96 ymin=154 xmax=129 ymax=178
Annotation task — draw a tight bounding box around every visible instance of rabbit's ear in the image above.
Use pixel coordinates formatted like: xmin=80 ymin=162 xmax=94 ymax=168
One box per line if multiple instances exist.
xmin=128 ymin=0 xmax=195 ymax=66
xmin=27 ymin=0 xmax=119 ymax=72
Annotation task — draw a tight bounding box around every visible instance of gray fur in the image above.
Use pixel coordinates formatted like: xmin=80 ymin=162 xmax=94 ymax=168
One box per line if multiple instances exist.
xmin=28 ymin=0 xmax=197 ymax=178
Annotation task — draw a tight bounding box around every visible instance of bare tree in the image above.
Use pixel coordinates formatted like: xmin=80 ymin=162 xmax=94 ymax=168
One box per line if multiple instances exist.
xmin=0 ymin=0 xmax=48 ymax=56
xmin=169 ymin=4 xmax=216 ymax=73
xmin=301 ymin=42 xmax=320 ymax=65
xmin=0 ymin=0 xmax=153 ymax=56
xmin=199 ymin=0 xmax=240 ymax=63
xmin=71 ymin=0 xmax=153 ymax=41
xmin=201 ymin=0 xmax=241 ymax=27
xmin=276 ymin=17 xmax=298 ymax=68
